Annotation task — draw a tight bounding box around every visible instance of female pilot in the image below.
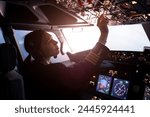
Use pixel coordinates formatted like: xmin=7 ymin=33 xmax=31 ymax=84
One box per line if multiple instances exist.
xmin=23 ymin=15 xmax=109 ymax=99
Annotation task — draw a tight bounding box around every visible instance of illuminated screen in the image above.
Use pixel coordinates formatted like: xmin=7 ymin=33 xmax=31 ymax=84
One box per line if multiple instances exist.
xmin=143 ymin=85 xmax=150 ymax=100
xmin=96 ymin=75 xmax=112 ymax=95
xmin=62 ymin=24 xmax=150 ymax=53
xmin=111 ymin=78 xmax=129 ymax=99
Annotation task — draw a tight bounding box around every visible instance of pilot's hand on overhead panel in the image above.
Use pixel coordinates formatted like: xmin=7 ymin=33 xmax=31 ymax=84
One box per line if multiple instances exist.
xmin=97 ymin=15 xmax=108 ymax=33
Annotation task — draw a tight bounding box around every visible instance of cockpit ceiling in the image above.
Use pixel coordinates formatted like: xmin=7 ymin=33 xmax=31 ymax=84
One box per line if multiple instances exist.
xmin=55 ymin=0 xmax=150 ymax=25
xmin=1 ymin=0 xmax=150 ymax=26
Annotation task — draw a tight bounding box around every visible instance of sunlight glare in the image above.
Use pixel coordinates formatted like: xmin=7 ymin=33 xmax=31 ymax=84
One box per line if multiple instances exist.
xmin=62 ymin=26 xmax=100 ymax=53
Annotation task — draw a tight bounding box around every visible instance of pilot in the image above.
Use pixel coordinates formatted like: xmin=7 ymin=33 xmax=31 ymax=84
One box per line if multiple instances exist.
xmin=23 ymin=15 xmax=109 ymax=99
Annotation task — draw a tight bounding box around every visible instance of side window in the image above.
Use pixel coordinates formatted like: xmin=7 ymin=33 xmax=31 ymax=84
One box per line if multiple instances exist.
xmin=0 ymin=28 xmax=5 ymax=44
xmin=14 ymin=30 xmax=32 ymax=61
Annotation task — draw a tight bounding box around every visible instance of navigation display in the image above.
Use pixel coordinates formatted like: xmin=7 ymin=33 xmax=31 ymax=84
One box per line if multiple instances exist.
xmin=96 ymin=75 xmax=112 ymax=95
xmin=111 ymin=78 xmax=129 ymax=99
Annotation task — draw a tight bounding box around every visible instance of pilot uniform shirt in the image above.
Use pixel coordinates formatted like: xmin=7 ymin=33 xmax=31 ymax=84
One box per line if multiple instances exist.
xmin=23 ymin=44 xmax=109 ymax=99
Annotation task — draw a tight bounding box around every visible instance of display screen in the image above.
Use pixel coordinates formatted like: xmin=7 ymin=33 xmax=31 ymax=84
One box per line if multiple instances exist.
xmin=143 ymin=85 xmax=150 ymax=100
xmin=96 ymin=75 xmax=112 ymax=95
xmin=111 ymin=78 xmax=129 ymax=99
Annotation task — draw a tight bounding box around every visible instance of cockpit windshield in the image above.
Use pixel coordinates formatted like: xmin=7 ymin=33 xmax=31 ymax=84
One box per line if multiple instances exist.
xmin=62 ymin=24 xmax=150 ymax=53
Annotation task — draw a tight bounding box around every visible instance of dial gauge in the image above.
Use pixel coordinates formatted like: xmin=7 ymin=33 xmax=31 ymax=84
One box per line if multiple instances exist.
xmin=111 ymin=78 xmax=129 ymax=99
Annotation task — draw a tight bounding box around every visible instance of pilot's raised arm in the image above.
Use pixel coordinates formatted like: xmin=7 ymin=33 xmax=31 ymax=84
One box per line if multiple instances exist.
xmin=85 ymin=15 xmax=109 ymax=65
xmin=60 ymin=15 xmax=110 ymax=91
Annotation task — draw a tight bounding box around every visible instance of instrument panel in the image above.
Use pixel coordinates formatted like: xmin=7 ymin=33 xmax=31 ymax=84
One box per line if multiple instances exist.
xmin=88 ymin=50 xmax=150 ymax=100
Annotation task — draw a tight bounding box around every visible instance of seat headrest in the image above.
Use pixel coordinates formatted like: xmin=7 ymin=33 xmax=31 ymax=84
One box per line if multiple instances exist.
xmin=0 ymin=43 xmax=17 ymax=72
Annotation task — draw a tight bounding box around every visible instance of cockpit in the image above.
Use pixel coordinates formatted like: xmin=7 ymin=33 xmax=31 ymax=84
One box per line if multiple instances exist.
xmin=0 ymin=0 xmax=150 ymax=100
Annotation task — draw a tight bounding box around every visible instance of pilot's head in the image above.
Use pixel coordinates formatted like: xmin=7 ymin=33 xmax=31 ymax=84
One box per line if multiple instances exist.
xmin=24 ymin=29 xmax=59 ymax=61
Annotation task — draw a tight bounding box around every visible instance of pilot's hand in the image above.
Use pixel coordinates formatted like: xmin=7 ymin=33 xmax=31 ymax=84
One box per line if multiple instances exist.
xmin=97 ymin=15 xmax=108 ymax=32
